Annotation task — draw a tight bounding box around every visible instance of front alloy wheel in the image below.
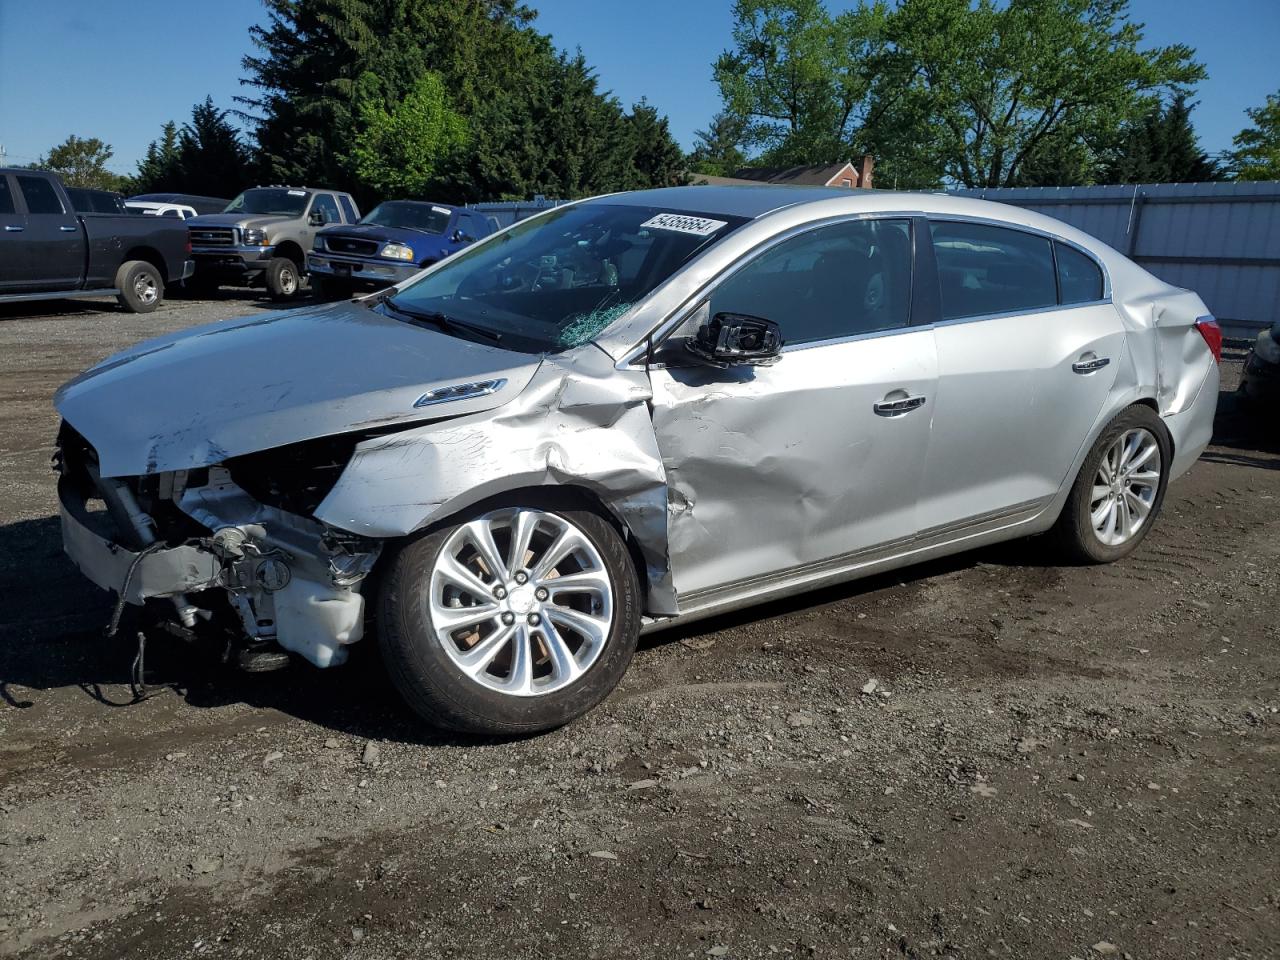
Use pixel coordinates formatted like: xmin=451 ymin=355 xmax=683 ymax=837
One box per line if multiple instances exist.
xmin=430 ymin=510 xmax=614 ymax=696
xmin=379 ymin=496 xmax=641 ymax=734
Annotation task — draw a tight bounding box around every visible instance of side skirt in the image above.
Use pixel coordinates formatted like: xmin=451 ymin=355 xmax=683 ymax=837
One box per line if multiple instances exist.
xmin=640 ymin=497 xmax=1053 ymax=635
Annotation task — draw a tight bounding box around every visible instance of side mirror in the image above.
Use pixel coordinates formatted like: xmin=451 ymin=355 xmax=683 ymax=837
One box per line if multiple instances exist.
xmin=452 ymin=229 xmax=472 ymax=244
xmin=309 ymin=211 xmax=325 ymax=226
xmin=685 ymin=312 xmax=783 ymax=368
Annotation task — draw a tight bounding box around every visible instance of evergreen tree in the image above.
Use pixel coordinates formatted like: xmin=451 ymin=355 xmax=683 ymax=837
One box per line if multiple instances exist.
xmin=622 ymin=100 xmax=687 ymax=189
xmin=687 ymin=112 xmax=749 ymax=177
xmin=1103 ymin=94 xmax=1222 ymax=183
xmin=134 ymin=121 xmax=181 ymax=193
xmin=176 ymin=98 xmax=254 ymax=196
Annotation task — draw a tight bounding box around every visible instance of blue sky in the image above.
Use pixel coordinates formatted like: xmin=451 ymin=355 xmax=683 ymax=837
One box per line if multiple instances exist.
xmin=1 ymin=0 xmax=1276 ymax=176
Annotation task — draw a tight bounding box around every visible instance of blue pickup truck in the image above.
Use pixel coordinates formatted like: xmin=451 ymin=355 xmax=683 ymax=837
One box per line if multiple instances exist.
xmin=307 ymin=200 xmax=495 ymax=298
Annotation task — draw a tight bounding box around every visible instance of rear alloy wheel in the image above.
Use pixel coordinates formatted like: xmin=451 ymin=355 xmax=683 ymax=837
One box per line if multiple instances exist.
xmin=379 ymin=497 xmax=641 ymax=734
xmin=1051 ymin=405 xmax=1171 ymax=563
xmin=265 ymin=257 xmax=300 ymax=300
xmin=115 ymin=260 xmax=163 ymax=313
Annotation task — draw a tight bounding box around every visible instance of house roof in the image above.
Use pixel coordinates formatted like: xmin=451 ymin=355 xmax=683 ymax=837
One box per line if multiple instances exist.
xmin=729 ymin=162 xmax=857 ymax=186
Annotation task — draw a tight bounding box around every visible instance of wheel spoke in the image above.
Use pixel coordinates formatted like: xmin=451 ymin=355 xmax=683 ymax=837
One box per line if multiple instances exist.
xmin=503 ymin=625 xmax=534 ymax=694
xmin=1090 ymin=483 xmax=1111 ymax=503
xmin=1128 ymin=468 xmax=1160 ymax=488
xmin=433 ymin=602 xmax=500 ymax=632
xmin=540 ymin=618 xmax=582 ymax=684
xmin=455 ymin=622 xmax=517 ymax=675
xmin=1117 ymin=494 xmax=1132 ymax=538
xmin=1127 ymin=441 xmax=1158 ymax=473
xmin=1091 ymin=496 xmax=1114 ymax=530
xmin=546 ymin=605 xmax=610 ymax=646
xmin=465 ymin=518 xmax=508 ymax=583
xmin=543 ymin=569 xmax=611 ymax=595
xmin=507 ymin=510 xmax=539 ymax=574
xmin=1124 ymin=488 xmax=1151 ymax=522
xmin=435 ymin=553 xmax=493 ymax=602
xmin=530 ymin=528 xmax=585 ymax=581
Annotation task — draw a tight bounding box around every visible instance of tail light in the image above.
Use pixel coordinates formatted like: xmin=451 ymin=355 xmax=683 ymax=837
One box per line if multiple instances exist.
xmin=1195 ymin=316 xmax=1222 ymax=364
xmin=185 ymin=237 xmax=192 ymax=254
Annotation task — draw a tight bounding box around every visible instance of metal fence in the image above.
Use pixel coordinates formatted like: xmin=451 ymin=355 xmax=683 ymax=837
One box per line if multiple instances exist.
xmin=466 ymin=196 xmax=570 ymax=228
xmin=949 ymin=181 xmax=1280 ymax=339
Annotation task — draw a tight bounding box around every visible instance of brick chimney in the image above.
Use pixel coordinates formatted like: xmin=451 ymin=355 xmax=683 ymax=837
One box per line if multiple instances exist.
xmin=858 ymin=155 xmax=875 ymax=189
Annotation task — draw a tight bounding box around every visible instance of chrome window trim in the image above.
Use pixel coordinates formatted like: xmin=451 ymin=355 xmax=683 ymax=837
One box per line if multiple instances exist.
xmin=616 ymin=210 xmax=927 ymax=368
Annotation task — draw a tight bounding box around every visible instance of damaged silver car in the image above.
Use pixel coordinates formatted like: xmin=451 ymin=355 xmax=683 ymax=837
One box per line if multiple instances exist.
xmin=55 ymin=186 xmax=1222 ymax=733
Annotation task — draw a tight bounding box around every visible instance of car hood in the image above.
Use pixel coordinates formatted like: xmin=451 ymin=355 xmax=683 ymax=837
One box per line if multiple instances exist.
xmin=186 ymin=212 xmax=295 ymax=230
xmin=55 ymin=300 xmax=541 ymax=478
xmin=320 ymin=223 xmax=447 ymax=249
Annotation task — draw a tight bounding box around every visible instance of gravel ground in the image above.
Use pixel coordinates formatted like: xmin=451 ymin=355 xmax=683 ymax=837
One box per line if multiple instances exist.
xmin=1 ymin=292 xmax=1277 ymax=960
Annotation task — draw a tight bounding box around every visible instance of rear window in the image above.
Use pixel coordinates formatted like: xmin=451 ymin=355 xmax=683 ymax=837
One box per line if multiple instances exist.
xmin=18 ymin=176 xmax=65 ymax=215
xmin=1055 ymin=241 xmax=1105 ymax=303
xmin=930 ymin=220 xmax=1057 ymax=321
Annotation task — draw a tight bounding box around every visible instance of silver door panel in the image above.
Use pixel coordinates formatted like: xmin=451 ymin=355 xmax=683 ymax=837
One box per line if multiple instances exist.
xmin=917 ymin=304 xmax=1126 ymax=533
xmin=650 ymin=328 xmax=937 ymax=600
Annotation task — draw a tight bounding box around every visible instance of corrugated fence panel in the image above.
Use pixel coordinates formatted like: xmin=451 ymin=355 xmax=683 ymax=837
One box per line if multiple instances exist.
xmin=951 ymin=181 xmax=1280 ymax=336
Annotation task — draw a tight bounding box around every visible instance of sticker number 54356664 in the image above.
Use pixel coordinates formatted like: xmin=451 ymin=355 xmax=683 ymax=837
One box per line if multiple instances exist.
xmin=639 ymin=213 xmax=728 ymax=237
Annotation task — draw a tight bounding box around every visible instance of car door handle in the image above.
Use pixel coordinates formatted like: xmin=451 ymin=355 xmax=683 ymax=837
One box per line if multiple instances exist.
xmin=1072 ymin=356 xmax=1111 ymax=374
xmin=3 ymin=225 xmax=22 ymax=232
xmin=59 ymin=225 xmax=77 ymax=232
xmin=873 ymin=395 xmax=927 ymax=415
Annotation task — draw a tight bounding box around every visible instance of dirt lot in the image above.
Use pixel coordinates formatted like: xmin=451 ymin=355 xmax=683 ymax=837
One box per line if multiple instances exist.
xmin=1 ymin=293 xmax=1277 ymax=960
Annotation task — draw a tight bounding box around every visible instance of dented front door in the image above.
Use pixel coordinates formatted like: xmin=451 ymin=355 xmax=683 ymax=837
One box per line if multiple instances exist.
xmin=649 ymin=330 xmax=938 ymax=603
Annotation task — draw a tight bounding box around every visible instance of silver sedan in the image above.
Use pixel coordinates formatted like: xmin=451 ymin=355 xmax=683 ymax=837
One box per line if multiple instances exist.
xmin=54 ymin=186 xmax=1221 ymax=733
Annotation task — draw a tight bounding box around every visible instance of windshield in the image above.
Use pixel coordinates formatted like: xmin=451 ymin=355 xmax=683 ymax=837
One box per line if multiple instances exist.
xmin=362 ymin=201 xmax=451 ymax=234
xmin=388 ymin=203 xmax=748 ymax=352
xmin=224 ymin=188 xmax=309 ymax=216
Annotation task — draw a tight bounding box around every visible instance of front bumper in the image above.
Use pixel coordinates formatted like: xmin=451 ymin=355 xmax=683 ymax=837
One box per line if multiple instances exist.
xmin=307 ymin=252 xmax=421 ymax=287
xmin=59 ymin=481 xmax=220 ymax=603
xmin=191 ymin=245 xmax=272 ymax=278
xmin=58 ymin=468 xmax=378 ymax=669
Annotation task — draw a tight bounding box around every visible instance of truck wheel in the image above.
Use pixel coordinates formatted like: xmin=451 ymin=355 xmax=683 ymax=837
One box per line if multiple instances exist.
xmin=115 ymin=260 xmax=163 ymax=313
xmin=265 ymin=257 xmax=301 ymax=300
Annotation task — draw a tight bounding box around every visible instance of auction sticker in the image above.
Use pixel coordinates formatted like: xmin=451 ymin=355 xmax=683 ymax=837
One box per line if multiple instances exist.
xmin=640 ymin=213 xmax=728 ymax=237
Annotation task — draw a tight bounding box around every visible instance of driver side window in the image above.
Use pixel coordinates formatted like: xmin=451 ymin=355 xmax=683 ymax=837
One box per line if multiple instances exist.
xmin=311 ymin=194 xmax=341 ymax=224
xmin=709 ymin=218 xmax=914 ymax=346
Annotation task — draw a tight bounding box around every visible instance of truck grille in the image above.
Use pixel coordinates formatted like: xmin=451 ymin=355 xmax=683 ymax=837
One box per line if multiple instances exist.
xmin=189 ymin=226 xmax=237 ymax=247
xmin=324 ymin=235 xmax=379 ymax=257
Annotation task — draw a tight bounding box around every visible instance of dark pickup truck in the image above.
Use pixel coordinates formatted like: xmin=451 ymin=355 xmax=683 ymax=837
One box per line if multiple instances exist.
xmin=0 ymin=168 xmax=192 ymax=313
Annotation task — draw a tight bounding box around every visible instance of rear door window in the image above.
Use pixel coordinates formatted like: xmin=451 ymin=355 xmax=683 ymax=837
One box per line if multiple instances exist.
xmin=338 ymin=195 xmax=358 ymax=223
xmin=929 ymin=221 xmax=1057 ymax=321
xmin=0 ymin=176 xmax=16 ymax=215
xmin=1055 ymin=242 xmax=1105 ymax=304
xmin=18 ymin=176 xmax=66 ymax=215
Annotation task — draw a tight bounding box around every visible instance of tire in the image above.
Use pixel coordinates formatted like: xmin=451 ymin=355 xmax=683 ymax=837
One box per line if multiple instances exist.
xmin=378 ymin=493 xmax=642 ymax=735
xmin=312 ymin=275 xmax=349 ymax=302
xmin=114 ymin=260 xmax=163 ymax=313
xmin=1050 ymin=404 xmax=1172 ymax=564
xmin=264 ymin=257 xmax=301 ymax=300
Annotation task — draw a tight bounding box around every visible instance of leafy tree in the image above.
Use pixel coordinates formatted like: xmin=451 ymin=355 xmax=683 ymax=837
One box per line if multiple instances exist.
xmin=134 ymin=122 xmax=181 ymax=192
xmin=710 ymin=0 xmax=1206 ymax=188
xmin=37 ymin=135 xmax=125 ymax=190
xmin=713 ymin=0 xmax=891 ymax=166
xmin=1102 ymin=94 xmax=1222 ymax=183
xmin=1229 ymin=90 xmax=1280 ymax=181
xmin=687 ymin=111 xmax=749 ymax=176
xmin=351 ymin=72 xmax=469 ymax=197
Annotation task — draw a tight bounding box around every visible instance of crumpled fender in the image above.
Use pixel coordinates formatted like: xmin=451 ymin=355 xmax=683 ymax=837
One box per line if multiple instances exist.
xmin=314 ymin=345 xmax=677 ymax=615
